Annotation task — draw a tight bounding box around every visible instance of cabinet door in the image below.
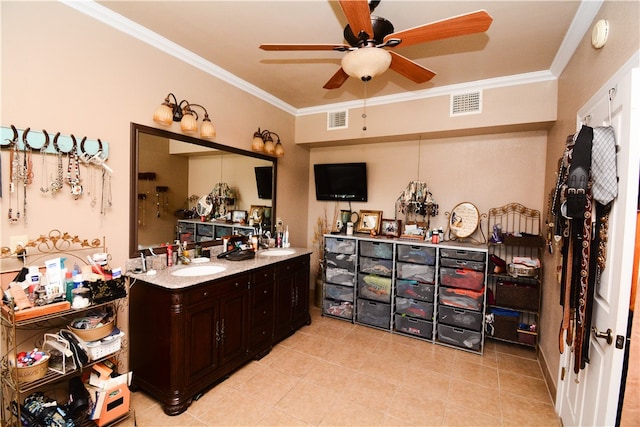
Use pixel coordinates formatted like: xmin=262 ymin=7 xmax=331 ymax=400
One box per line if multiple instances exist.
xmin=274 ymin=269 xmax=295 ymax=343
xmin=218 ymin=282 xmax=250 ymax=367
xmin=184 ymin=298 xmax=220 ymax=386
xmin=291 ymin=257 xmax=310 ymax=330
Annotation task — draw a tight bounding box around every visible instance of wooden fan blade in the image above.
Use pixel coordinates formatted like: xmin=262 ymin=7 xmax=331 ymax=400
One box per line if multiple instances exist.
xmin=339 ymin=0 xmax=374 ymax=40
xmin=260 ymin=43 xmax=350 ymax=51
xmin=384 ymin=10 xmax=493 ymax=48
xmin=323 ymin=68 xmax=350 ymax=89
xmin=389 ymin=51 xmax=436 ymax=83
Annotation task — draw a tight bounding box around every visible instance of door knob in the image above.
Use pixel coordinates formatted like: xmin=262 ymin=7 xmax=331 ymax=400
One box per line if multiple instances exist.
xmin=591 ymin=326 xmax=613 ymax=345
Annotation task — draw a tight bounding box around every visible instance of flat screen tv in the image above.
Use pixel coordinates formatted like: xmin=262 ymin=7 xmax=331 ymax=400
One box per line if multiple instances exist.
xmin=254 ymin=166 xmax=273 ymax=199
xmin=314 ymin=162 xmax=367 ymax=201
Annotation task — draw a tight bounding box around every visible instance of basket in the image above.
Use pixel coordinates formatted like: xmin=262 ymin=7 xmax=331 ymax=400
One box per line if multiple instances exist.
xmin=69 ymin=319 xmax=114 ymax=342
xmin=507 ymin=263 xmax=539 ymax=278
xmin=85 ymin=331 xmax=124 ymax=360
xmin=13 ymin=352 xmax=50 ymax=382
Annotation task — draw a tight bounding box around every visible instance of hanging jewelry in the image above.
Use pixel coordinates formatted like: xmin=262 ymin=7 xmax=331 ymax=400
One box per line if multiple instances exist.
xmin=40 ymin=146 xmax=50 ymax=193
xmin=8 ymin=142 xmax=20 ymax=223
xmin=67 ymin=151 xmax=83 ymax=199
xmin=51 ymin=151 xmax=64 ymax=193
xmin=101 ymin=169 xmax=112 ymax=215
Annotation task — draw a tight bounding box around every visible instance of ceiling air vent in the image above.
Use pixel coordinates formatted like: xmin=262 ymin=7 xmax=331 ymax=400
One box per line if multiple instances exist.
xmin=327 ymin=110 xmax=348 ymax=130
xmin=450 ymin=91 xmax=482 ymax=116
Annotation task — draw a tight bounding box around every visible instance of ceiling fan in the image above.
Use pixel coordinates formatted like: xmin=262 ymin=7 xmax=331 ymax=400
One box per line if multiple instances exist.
xmin=260 ymin=0 xmax=493 ymax=89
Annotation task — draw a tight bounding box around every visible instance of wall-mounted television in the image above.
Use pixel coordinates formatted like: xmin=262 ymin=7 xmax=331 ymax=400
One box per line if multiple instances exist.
xmin=254 ymin=166 xmax=273 ymax=199
xmin=314 ymin=162 xmax=367 ymax=201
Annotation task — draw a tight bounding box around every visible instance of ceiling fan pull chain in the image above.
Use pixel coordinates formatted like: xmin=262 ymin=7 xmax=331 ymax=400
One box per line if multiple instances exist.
xmin=362 ymin=81 xmax=368 ymax=131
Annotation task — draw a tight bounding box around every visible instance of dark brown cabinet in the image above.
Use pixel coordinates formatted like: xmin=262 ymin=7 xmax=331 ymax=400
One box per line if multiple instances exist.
xmin=129 ymin=254 xmax=310 ymax=415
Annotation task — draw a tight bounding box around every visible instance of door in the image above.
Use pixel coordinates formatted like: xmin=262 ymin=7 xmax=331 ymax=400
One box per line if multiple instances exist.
xmin=556 ymin=61 xmax=640 ymax=426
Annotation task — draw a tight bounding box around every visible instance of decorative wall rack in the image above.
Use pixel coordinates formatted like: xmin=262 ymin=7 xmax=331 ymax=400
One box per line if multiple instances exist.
xmin=0 ymin=125 xmax=110 ymax=159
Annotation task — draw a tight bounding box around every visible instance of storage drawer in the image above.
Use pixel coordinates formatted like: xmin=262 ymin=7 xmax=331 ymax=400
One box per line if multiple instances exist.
xmin=252 ymin=303 xmax=273 ymax=327
xmin=396 ymin=245 xmax=436 ymax=266
xmin=325 ymin=237 xmax=356 ymax=254
xmin=440 ymin=248 xmax=486 ymax=262
xmin=325 ymin=252 xmax=356 ymax=271
xmin=356 ymin=299 xmax=391 ymax=329
xmin=254 ymin=266 xmax=275 ymax=284
xmin=325 ymin=267 xmax=356 ymax=286
xmin=323 ymin=300 xmax=353 ymax=320
xmin=396 ymin=279 xmax=434 ymax=303
xmin=490 ymin=308 xmax=520 ymax=341
xmin=438 ymin=304 xmax=483 ymax=332
xmin=439 ymin=287 xmax=484 ymax=311
xmin=437 ymin=324 xmax=482 ymax=351
xmin=440 ymin=257 xmax=485 ymax=272
xmin=439 ymin=267 xmax=485 ymax=291
xmin=359 ymin=257 xmax=393 ymax=276
xmin=495 ymin=280 xmax=539 ymax=311
xmin=394 ymin=314 xmax=433 ymax=339
xmin=325 ymin=283 xmax=354 ymax=302
xmin=396 ymin=262 xmax=435 ymax=283
xmin=395 ymin=297 xmax=433 ymax=320
xmin=358 ymin=274 xmax=392 ymax=303
xmin=359 ymin=240 xmax=393 ymax=260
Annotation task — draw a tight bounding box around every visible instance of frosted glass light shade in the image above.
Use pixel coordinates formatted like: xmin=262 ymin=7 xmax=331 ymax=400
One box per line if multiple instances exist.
xmin=341 ymin=47 xmax=391 ymax=81
xmin=274 ymin=141 xmax=284 ymax=157
xmin=252 ymin=135 xmax=265 ymax=152
xmin=153 ymin=103 xmax=174 ymax=126
xmin=200 ymin=117 xmax=216 ymax=139
xmin=180 ymin=112 xmax=197 ymax=133
xmin=264 ymin=137 xmax=275 ymax=155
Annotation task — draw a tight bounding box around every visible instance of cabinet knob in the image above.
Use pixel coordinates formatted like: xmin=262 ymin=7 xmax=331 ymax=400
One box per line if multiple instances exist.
xmin=203 ymin=291 xmax=209 ymax=297
xmin=263 ymin=289 xmax=268 ymax=294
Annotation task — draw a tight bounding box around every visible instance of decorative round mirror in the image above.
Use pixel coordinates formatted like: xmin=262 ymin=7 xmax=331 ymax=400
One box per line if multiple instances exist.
xmin=449 ymin=202 xmax=480 ymax=238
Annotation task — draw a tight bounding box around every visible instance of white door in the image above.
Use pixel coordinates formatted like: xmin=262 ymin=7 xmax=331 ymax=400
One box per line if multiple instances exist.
xmin=556 ymin=58 xmax=640 ymax=426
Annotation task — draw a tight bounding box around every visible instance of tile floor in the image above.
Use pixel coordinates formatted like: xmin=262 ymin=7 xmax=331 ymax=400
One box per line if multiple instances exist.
xmin=123 ymin=306 xmax=561 ymax=426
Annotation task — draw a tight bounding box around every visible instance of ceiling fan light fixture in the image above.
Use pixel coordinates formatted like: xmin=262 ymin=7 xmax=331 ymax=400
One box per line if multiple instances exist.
xmin=341 ymin=47 xmax=391 ymax=81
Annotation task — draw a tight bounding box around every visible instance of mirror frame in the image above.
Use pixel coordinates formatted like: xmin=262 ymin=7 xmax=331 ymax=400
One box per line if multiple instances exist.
xmin=129 ymin=122 xmax=277 ymax=257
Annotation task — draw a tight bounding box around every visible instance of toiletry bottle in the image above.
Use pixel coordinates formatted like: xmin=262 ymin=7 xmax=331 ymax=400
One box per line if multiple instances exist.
xmin=284 ymin=226 xmax=290 ymax=248
xmin=166 ymin=243 xmax=173 ymax=267
xmin=65 ymin=271 xmax=74 ymax=302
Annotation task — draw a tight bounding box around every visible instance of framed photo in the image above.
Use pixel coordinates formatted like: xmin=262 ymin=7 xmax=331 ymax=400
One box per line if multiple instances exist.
xmin=231 ymin=210 xmax=247 ymax=224
xmin=401 ymin=221 xmax=427 ymax=240
xmin=381 ymin=218 xmax=402 ymax=237
xmin=357 ymin=210 xmax=382 ymax=234
xmin=249 ymin=205 xmax=265 ymax=224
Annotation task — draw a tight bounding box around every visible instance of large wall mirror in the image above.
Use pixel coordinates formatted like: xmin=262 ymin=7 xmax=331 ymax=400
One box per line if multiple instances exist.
xmin=129 ymin=123 xmax=277 ymax=257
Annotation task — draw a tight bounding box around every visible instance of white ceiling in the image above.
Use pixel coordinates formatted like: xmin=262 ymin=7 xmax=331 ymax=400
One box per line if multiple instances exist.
xmin=84 ymin=1 xmax=600 ymax=113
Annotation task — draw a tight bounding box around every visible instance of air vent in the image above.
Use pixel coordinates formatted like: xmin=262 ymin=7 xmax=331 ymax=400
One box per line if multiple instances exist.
xmin=450 ymin=91 xmax=482 ymax=116
xmin=327 ymin=110 xmax=348 ymax=130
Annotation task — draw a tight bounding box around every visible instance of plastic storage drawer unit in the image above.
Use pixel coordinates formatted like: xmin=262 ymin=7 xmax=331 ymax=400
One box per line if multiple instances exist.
xmin=325 ymin=252 xmax=356 ymax=270
xmin=359 ymin=257 xmax=393 ymax=276
xmin=396 ymin=245 xmax=436 ymax=265
xmin=323 ymin=300 xmax=353 ymax=320
xmin=357 ymin=299 xmax=391 ymax=329
xmin=325 ymin=267 xmax=356 ymax=286
xmin=396 ymin=279 xmax=434 ymax=302
xmin=440 ymin=249 xmax=486 ymax=262
xmin=325 ymin=237 xmax=356 ymax=254
xmin=395 ymin=297 xmax=434 ymax=320
xmin=439 ymin=287 xmax=484 ymax=311
xmin=437 ymin=324 xmax=482 ymax=351
xmin=325 ymin=283 xmax=354 ymax=302
xmin=439 ymin=267 xmax=485 ymax=291
xmin=394 ymin=314 xmax=433 ymax=339
xmin=359 ymin=241 xmax=393 ymax=260
xmin=438 ymin=305 xmax=483 ymax=332
xmin=396 ymin=262 xmax=435 ymax=283
xmin=358 ymin=274 xmax=392 ymax=303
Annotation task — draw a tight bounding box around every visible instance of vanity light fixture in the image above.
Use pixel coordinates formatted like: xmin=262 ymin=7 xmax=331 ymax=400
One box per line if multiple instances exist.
xmin=251 ymin=128 xmax=284 ymax=157
xmin=153 ymin=93 xmax=216 ymax=139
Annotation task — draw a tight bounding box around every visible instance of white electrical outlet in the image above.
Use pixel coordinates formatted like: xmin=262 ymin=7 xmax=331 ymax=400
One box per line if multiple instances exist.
xmin=10 ymin=235 xmax=28 ymax=252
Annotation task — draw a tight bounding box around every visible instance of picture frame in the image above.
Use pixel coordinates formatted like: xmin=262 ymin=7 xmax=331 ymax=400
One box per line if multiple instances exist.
xmin=357 ymin=210 xmax=382 ymax=234
xmin=401 ymin=221 xmax=428 ymax=240
xmin=231 ymin=210 xmax=247 ymax=224
xmin=381 ymin=218 xmax=402 ymax=237
xmin=249 ymin=205 xmax=265 ymax=224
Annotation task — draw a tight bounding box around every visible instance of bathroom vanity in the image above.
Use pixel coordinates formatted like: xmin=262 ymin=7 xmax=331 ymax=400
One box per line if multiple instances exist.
xmin=127 ymin=248 xmax=311 ymax=415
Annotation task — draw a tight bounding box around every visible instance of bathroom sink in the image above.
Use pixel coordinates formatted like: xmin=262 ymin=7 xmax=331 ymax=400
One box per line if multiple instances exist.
xmin=258 ymin=249 xmax=295 ymax=257
xmin=171 ymin=265 xmax=226 ymax=277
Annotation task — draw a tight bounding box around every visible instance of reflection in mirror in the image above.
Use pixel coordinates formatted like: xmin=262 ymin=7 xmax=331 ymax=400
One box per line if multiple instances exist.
xmin=130 ymin=123 xmax=276 ymax=257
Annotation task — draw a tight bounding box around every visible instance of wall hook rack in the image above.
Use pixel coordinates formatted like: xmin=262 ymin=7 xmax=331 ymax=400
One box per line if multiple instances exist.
xmin=0 ymin=125 xmax=110 ymax=159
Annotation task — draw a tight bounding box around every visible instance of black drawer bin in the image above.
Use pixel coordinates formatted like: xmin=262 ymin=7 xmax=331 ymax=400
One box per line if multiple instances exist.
xmin=359 ymin=241 xmax=393 ymax=260
xmin=437 ymin=324 xmax=482 ymax=351
xmin=440 ymin=249 xmax=486 ymax=262
xmin=396 ymin=279 xmax=434 ymax=303
xmin=325 ymin=252 xmax=356 ymax=271
xmin=359 ymin=257 xmax=393 ymax=277
xmin=357 ymin=299 xmax=391 ymax=329
xmin=395 ymin=297 xmax=434 ymax=320
xmin=394 ymin=314 xmax=433 ymax=339
xmin=396 ymin=245 xmax=436 ymax=265
xmin=438 ymin=304 xmax=483 ymax=332
xmin=440 ymin=257 xmax=485 ymax=272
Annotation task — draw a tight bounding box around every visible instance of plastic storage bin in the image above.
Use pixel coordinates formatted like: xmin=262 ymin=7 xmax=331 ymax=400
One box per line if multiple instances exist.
xmin=396 ymin=262 xmax=435 ymax=283
xmin=359 ymin=241 xmax=393 ymax=260
xmin=439 ymin=257 xmax=485 ymax=272
xmin=325 ymin=283 xmax=354 ymax=302
xmin=440 ymin=248 xmax=486 ymax=262
xmin=396 ymin=279 xmax=434 ymax=302
xmin=437 ymin=305 xmax=483 ymax=332
xmin=394 ymin=314 xmax=433 ymax=339
xmin=439 ymin=267 xmax=485 ymax=291
xmin=323 ymin=300 xmax=353 ymax=319
xmin=325 ymin=252 xmax=356 ymax=270
xmin=325 ymin=237 xmax=356 ymax=254
xmin=357 ymin=299 xmax=391 ymax=329
xmin=326 ymin=267 xmax=356 ymax=286
xmin=358 ymin=274 xmax=392 ymax=303
xmin=439 ymin=286 xmax=484 ymax=311
xmin=395 ymin=297 xmax=433 ymax=320
xmin=359 ymin=257 xmax=393 ymax=276
xmin=396 ymin=245 xmax=436 ymax=265
xmin=437 ymin=324 xmax=482 ymax=351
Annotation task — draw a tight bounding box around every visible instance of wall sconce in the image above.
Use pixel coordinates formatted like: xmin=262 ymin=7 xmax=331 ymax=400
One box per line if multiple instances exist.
xmin=153 ymin=93 xmax=216 ymax=139
xmin=252 ymin=128 xmax=284 ymax=157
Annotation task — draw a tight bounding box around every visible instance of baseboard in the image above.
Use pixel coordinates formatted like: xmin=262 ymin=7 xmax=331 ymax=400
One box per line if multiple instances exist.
xmin=538 ymin=347 xmax=557 ymax=404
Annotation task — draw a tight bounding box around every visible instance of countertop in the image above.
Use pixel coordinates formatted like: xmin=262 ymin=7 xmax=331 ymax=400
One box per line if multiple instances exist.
xmin=126 ymin=247 xmax=313 ymax=289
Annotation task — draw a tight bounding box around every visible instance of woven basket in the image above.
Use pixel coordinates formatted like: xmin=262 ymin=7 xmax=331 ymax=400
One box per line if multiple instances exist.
xmin=69 ymin=319 xmax=114 ymax=342
xmin=14 ymin=353 xmax=50 ymax=382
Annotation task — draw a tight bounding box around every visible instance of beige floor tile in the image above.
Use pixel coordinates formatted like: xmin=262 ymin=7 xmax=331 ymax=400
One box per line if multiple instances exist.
xmin=256 ymin=407 xmax=312 ymax=426
xmin=448 ymin=378 xmax=501 ymax=414
xmin=410 ymin=348 xmax=456 ymax=376
xmin=187 ymin=380 xmax=235 ymax=419
xmin=372 ymin=336 xmax=421 ymax=365
xmin=443 ymin=402 xmax=502 ymax=426
xmin=356 ymin=351 xmax=405 ymax=386
xmin=271 ymin=348 xmax=321 ymax=378
xmin=275 ymin=379 xmax=337 ymax=425
xmin=493 ymin=340 xmax=538 ymax=360
xmin=499 ymin=369 xmax=553 ymax=403
xmin=236 ymin=366 xmax=300 ymax=406
xmin=387 ymin=389 xmax=447 ymax=426
xmin=289 ymin=331 xmax=337 ymax=358
xmin=451 ymin=358 xmax=499 ymax=389
xmin=497 ymin=352 xmax=543 ymax=379
xmin=500 ymin=391 xmax=561 ymax=426
xmin=303 ymin=358 xmax=358 ymax=391
xmin=401 ymin=364 xmax=451 ymax=397
xmin=324 ymin=342 xmax=371 ymax=370
xmin=318 ymin=395 xmax=388 ymax=426
xmin=198 ymin=390 xmax=271 ymax=426
xmin=342 ymin=371 xmax=398 ymax=412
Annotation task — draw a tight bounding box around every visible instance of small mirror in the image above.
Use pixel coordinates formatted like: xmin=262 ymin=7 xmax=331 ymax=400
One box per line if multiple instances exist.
xmin=130 ymin=123 xmax=277 ymax=257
